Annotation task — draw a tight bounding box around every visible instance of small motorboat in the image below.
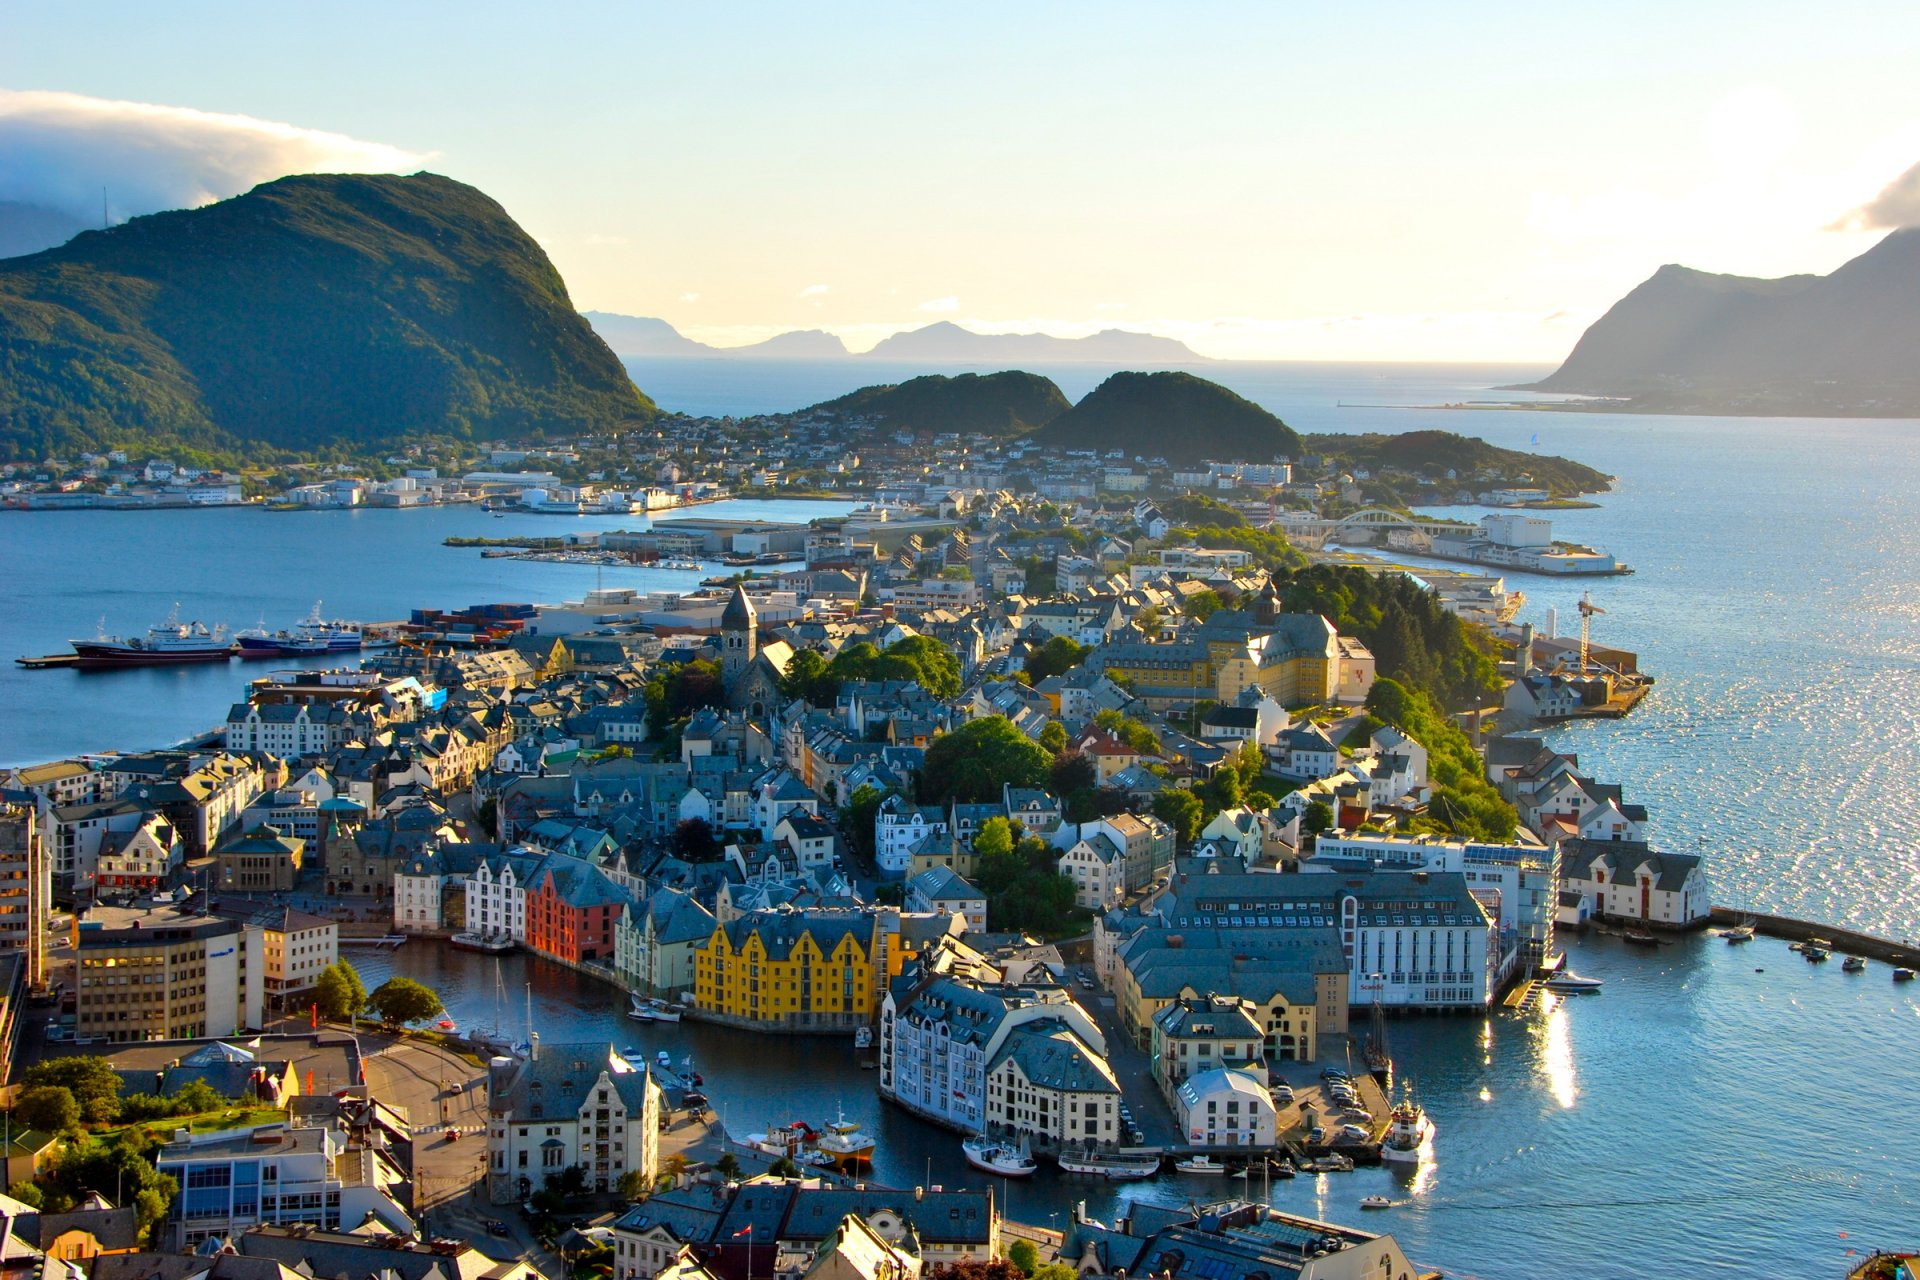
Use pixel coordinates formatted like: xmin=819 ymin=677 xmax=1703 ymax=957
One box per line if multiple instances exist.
xmin=1622 ymin=930 xmax=1659 ymax=946
xmin=1542 ymin=972 xmax=1604 ymax=994
xmin=1360 ymin=1195 xmax=1394 ymax=1210
xmin=1804 ymin=946 xmax=1831 ymax=962
xmin=1174 ymin=1155 xmax=1227 ymax=1175
xmin=1842 ymin=955 xmax=1866 ymax=973
xmin=1895 ymin=967 xmax=1917 ymax=982
xmin=646 ymin=998 xmax=683 ymax=1023
xmin=962 ymin=1135 xmax=1037 ymax=1178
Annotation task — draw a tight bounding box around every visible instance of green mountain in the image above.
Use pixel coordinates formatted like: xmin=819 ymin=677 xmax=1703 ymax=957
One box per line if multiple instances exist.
xmin=1301 ymin=429 xmax=1612 ymax=497
xmin=1027 ymin=371 xmax=1302 ymax=464
xmin=0 ymin=172 xmax=654 ymax=461
xmin=807 ymin=371 xmax=1070 ymax=437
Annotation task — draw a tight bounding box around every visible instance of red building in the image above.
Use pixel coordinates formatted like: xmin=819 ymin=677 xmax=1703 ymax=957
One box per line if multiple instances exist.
xmin=525 ymin=855 xmax=626 ymax=964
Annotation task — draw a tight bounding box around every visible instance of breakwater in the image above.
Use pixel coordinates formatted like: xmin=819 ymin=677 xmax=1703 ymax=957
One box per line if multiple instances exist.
xmin=1709 ymin=906 xmax=1919 ymax=967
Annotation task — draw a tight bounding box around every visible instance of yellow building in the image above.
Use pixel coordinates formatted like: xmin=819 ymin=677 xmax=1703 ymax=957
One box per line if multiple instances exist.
xmin=1113 ymin=927 xmax=1348 ymax=1060
xmin=694 ymin=908 xmax=960 ymax=1032
xmin=1097 ymin=608 xmax=1337 ymax=712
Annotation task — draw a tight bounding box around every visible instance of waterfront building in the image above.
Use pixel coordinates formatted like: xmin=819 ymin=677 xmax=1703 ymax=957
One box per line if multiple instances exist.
xmin=75 ymin=904 xmax=263 ymax=1042
xmin=613 ymin=887 xmax=716 ymax=999
xmin=986 ymin=1018 xmax=1123 ymax=1148
xmin=1115 ymin=927 xmax=1342 ymax=1057
xmin=881 ymin=965 xmax=1110 ymax=1139
xmin=697 ymin=907 xmax=956 ymax=1032
xmin=253 ymin=908 xmax=337 ymax=1008
xmin=1058 ymin=1198 xmax=1424 ymax=1280
xmin=525 ymin=852 xmax=628 ymax=966
xmin=1174 ymin=1068 xmax=1279 ymax=1148
xmin=1558 ymin=839 xmax=1711 ymax=928
xmin=157 ymin=1118 xmax=413 ymax=1248
xmin=1309 ymin=833 xmax=1560 ymax=973
xmin=485 ymin=1041 xmax=662 ymax=1204
xmin=222 ymin=701 xmax=359 ymax=759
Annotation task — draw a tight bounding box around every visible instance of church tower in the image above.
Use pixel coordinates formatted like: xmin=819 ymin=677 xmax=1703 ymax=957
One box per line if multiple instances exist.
xmin=721 ymin=583 xmax=757 ymax=690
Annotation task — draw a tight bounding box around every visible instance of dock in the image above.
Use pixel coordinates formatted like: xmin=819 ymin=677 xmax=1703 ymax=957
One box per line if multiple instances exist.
xmin=1709 ymin=907 xmax=1919 ymax=967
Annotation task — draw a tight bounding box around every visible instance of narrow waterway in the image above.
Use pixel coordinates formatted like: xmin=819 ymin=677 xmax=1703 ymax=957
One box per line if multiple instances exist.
xmin=352 ymin=932 xmax=1920 ymax=1280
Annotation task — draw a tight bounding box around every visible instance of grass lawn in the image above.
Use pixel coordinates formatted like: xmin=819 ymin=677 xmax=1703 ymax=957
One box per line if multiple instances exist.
xmin=102 ymin=1106 xmax=288 ymax=1141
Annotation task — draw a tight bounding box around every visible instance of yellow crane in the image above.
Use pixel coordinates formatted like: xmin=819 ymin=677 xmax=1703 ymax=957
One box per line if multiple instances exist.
xmin=1578 ymin=591 xmax=1605 ymax=674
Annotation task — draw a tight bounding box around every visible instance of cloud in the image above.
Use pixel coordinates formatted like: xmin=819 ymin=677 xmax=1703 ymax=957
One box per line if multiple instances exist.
xmin=797 ymin=283 xmax=830 ymax=299
xmin=0 ymin=88 xmax=428 ymax=223
xmin=678 ymin=292 xmax=702 ymax=303
xmin=915 ymin=295 xmax=960 ymax=313
xmin=584 ymin=232 xmax=628 ymax=246
xmin=1832 ymin=158 xmax=1920 ymax=230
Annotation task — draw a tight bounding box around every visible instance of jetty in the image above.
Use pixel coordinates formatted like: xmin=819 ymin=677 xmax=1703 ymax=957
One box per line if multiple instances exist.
xmin=1709 ymin=907 xmax=1920 ymax=968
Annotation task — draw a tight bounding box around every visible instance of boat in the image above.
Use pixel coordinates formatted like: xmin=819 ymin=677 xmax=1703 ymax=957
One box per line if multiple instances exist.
xmin=646 ymin=998 xmax=683 ymax=1023
xmin=1173 ymin=1155 xmax=1227 ymax=1175
xmin=962 ymin=1135 xmax=1037 ymax=1178
xmin=1360 ymin=1196 xmax=1394 ymax=1211
xmin=655 ymin=558 xmax=703 ymax=571
xmin=1723 ymin=922 xmax=1757 ymax=943
xmin=449 ymin=931 xmax=516 ymax=954
xmin=628 ymin=1006 xmax=656 ymax=1022
xmin=808 ymin=1106 xmax=876 ymax=1169
xmin=1894 ymin=968 xmax=1915 ymax=982
xmin=69 ymin=608 xmax=234 ymax=669
xmin=1541 ymin=972 xmax=1604 ymax=994
xmin=1622 ymin=930 xmax=1660 ymax=946
xmin=744 ymin=1122 xmax=812 ymax=1161
xmin=1379 ymin=1100 xmax=1434 ymax=1165
xmin=235 ymin=600 xmax=366 ymax=656
xmin=853 ymin=1026 xmax=874 ymax=1050
xmin=1842 ymin=955 xmax=1866 ymax=973
xmin=1304 ymin=1154 xmax=1354 ymax=1173
xmin=1056 ymin=1152 xmax=1161 ymax=1180
xmin=1805 ymin=945 xmax=1831 ymax=962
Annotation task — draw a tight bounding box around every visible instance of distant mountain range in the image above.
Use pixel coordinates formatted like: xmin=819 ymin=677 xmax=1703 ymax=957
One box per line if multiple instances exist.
xmin=0 ymin=173 xmax=651 ymax=460
xmin=1522 ymin=227 xmax=1920 ymax=414
xmin=585 ymin=312 xmax=1206 ymax=363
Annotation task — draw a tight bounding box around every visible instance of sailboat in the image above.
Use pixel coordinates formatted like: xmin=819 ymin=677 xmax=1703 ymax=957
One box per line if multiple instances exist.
xmin=1362 ymin=973 xmax=1392 ymax=1083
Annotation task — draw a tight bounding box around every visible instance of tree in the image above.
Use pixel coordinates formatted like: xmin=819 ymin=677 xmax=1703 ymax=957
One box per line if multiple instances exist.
xmin=1031 ymin=1266 xmax=1079 ymax=1280
xmin=672 ymin=817 xmax=721 ymax=862
xmin=919 ymin=717 xmax=1050 ymax=805
xmin=1007 ymin=1240 xmax=1040 ymax=1276
xmin=1134 ymin=604 xmax=1162 ymax=635
xmin=1093 ymin=709 xmax=1159 ymax=754
xmin=22 ymin=1057 xmax=122 ymax=1126
xmin=15 ymin=1085 xmax=80 ymax=1134
xmin=780 ymin=647 xmax=837 ymax=704
xmin=1049 ymin=750 xmax=1098 ymax=799
xmin=1303 ymin=800 xmax=1336 ymax=835
xmin=973 ymin=816 xmax=1015 ymax=860
xmin=1152 ymin=788 xmax=1204 ymax=847
xmin=769 ymin=1156 xmax=802 ymax=1178
xmin=5 ymin=1182 xmax=42 ymax=1209
xmin=929 ymin=1262 xmax=1022 ymax=1280
xmin=1184 ymin=588 xmax=1225 ymax=621
xmin=1038 ymin=721 xmax=1068 ymax=756
xmin=368 ymin=977 xmax=444 ymax=1026
xmin=1023 ymin=635 xmax=1089 ymax=683
xmin=714 ymin=1152 xmax=743 ymax=1181
xmin=314 ymin=960 xmax=368 ymax=1022
xmin=841 ymin=783 xmax=890 ymax=861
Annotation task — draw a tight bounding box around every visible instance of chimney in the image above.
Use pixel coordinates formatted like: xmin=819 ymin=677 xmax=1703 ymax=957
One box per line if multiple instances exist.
xmin=1516 ymin=623 xmax=1534 ymax=677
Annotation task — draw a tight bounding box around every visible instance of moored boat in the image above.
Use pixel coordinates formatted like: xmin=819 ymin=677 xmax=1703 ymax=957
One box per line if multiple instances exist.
xmin=1056 ymin=1151 xmax=1161 ymax=1180
xmin=235 ymin=600 xmax=366 ymax=656
xmin=1622 ymin=930 xmax=1660 ymax=946
xmin=448 ymin=931 xmax=516 ymax=954
xmin=69 ymin=608 xmax=233 ymax=669
xmin=1894 ymin=967 xmax=1916 ymax=982
xmin=1542 ymin=971 xmax=1604 ymax=994
xmin=1380 ymin=1100 xmax=1435 ymax=1165
xmin=962 ymin=1135 xmax=1037 ymax=1178
xmin=646 ymin=998 xmax=683 ymax=1023
xmin=1842 ymin=955 xmax=1866 ymax=973
xmin=1360 ymin=1195 xmax=1394 ymax=1210
xmin=1173 ymin=1155 xmax=1226 ymax=1175
xmin=808 ymin=1106 xmax=876 ymax=1169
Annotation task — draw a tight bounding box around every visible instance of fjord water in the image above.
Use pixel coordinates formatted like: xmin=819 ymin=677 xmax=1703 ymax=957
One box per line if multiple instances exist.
xmin=4 ymin=360 xmax=1919 ymax=1275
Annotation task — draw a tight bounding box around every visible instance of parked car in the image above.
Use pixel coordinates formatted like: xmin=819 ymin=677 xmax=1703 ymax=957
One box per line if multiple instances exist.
xmin=487 ymin=1219 xmax=510 ymax=1237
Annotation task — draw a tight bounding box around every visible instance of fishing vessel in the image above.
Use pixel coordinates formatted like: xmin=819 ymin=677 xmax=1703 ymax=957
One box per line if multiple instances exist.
xmin=1173 ymin=1155 xmax=1227 ymax=1175
xmin=808 ymin=1106 xmax=877 ymax=1170
xmin=1055 ymin=1151 xmax=1161 ymax=1180
xmin=69 ymin=608 xmax=233 ymax=669
xmin=235 ymin=601 xmax=366 ymax=656
xmin=449 ymin=931 xmax=516 ymax=954
xmin=1379 ymin=1100 xmax=1435 ymax=1165
xmin=961 ymin=1135 xmax=1037 ymax=1178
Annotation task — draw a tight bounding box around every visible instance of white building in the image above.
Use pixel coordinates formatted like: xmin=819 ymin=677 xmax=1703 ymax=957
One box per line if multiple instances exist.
xmin=875 ymin=796 xmax=948 ymax=878
xmin=257 ymin=907 xmax=338 ymax=1005
xmin=1558 ymin=839 xmax=1711 ymax=928
xmin=486 ymin=1042 xmax=662 ymax=1203
xmin=158 ymin=1117 xmax=413 ymax=1248
xmin=1174 ymin=1068 xmax=1278 ymax=1148
xmin=1058 ymin=833 xmax=1126 ymax=911
xmin=466 ymin=852 xmax=545 ymax=943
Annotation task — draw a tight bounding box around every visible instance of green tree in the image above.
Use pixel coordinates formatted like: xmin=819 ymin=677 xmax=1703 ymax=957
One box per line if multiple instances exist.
xmin=841 ymin=783 xmax=891 ymax=861
xmin=1038 ymin=721 xmax=1069 ymax=756
xmin=973 ymin=816 xmax=1015 ymax=860
xmin=1031 ymin=1265 xmax=1079 ymax=1280
xmin=1303 ymin=800 xmax=1336 ymax=835
xmin=672 ymin=817 xmax=722 ymax=862
xmin=1049 ymin=750 xmax=1097 ymax=799
xmin=1093 ymin=709 xmax=1159 ymax=755
xmin=920 ymin=717 xmax=1051 ymax=805
xmin=22 ymin=1057 xmax=122 ymax=1126
xmin=1007 ymin=1239 xmax=1040 ymax=1276
xmin=1134 ymin=604 xmax=1162 ymax=635
xmin=5 ymin=1182 xmax=42 ymax=1209
xmin=1023 ymin=636 xmax=1089 ymax=683
xmin=314 ymin=960 xmax=368 ymax=1022
xmin=780 ymin=647 xmax=838 ymax=704
xmin=714 ymin=1152 xmax=743 ymax=1180
xmin=1151 ymin=788 xmax=1204 ymax=846
xmin=1365 ymin=677 xmax=1517 ymax=840
xmin=1184 ymin=588 xmax=1225 ymax=621
xmin=368 ymin=976 xmax=445 ymax=1026
xmin=15 ymin=1085 xmax=81 ymax=1134
xmin=769 ymin=1156 xmax=802 ymax=1178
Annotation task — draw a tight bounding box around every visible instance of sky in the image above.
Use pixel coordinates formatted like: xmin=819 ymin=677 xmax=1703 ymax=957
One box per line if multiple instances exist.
xmin=4 ymin=2 xmax=1919 ymax=361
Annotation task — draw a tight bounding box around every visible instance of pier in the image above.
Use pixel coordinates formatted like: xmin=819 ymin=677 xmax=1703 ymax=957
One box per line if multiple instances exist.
xmin=1709 ymin=907 xmax=1920 ymax=967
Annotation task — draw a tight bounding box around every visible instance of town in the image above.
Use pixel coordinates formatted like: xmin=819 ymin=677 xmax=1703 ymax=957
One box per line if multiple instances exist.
xmin=0 ymin=424 xmax=1687 ymax=1280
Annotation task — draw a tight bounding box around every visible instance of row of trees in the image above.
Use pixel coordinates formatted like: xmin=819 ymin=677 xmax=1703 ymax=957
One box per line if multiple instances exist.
xmin=314 ymin=961 xmax=445 ymax=1026
xmin=781 ymin=635 xmax=963 ymax=704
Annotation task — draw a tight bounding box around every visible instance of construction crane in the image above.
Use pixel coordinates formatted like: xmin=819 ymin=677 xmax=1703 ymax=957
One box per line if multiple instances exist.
xmin=1577 ymin=591 xmax=1605 ymax=674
